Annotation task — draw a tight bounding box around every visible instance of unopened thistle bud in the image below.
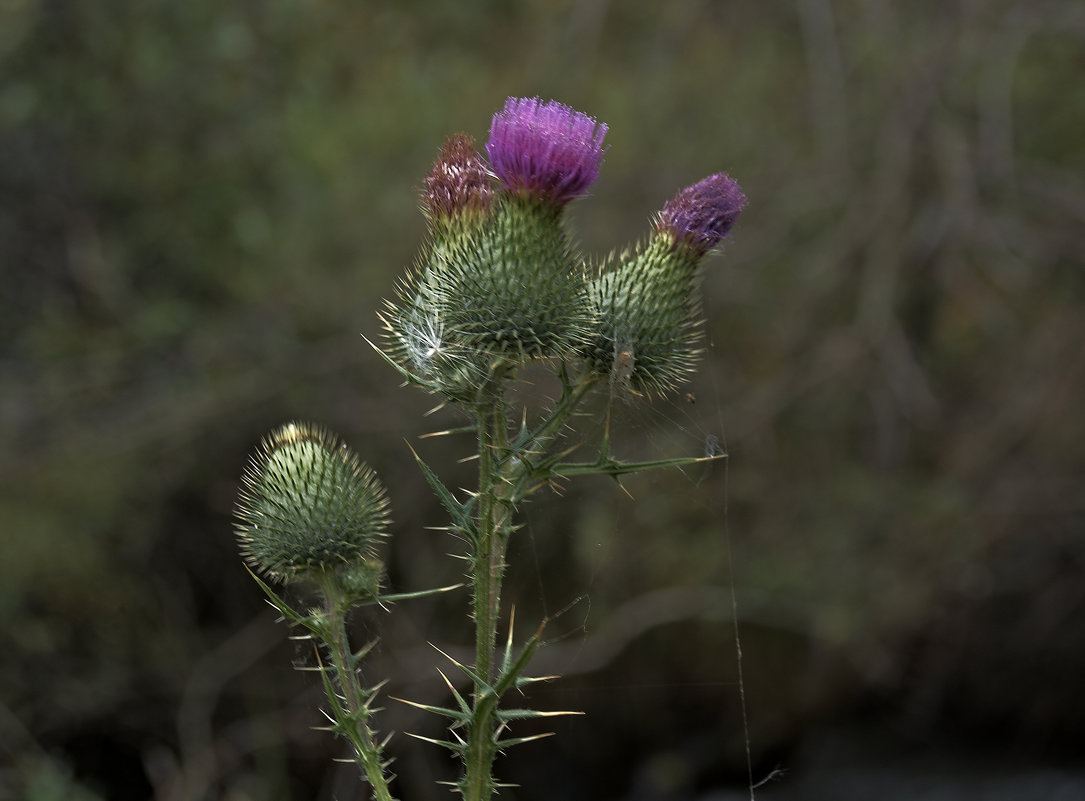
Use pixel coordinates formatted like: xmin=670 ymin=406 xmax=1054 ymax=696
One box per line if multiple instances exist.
xmin=656 ymin=172 xmax=746 ymax=257
xmin=235 ymin=422 xmax=390 ymax=584
xmin=584 ymin=173 xmax=745 ymax=396
xmin=486 ymin=96 xmax=608 ymax=207
xmin=422 ymin=134 xmax=493 ymax=223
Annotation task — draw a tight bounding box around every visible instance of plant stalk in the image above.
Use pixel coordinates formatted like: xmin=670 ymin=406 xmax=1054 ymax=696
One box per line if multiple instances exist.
xmin=321 ymin=578 xmax=397 ymax=801
xmin=464 ymin=387 xmax=512 ymax=801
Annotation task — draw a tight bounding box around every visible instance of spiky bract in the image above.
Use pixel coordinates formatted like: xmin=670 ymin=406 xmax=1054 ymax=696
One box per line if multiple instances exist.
xmin=381 ymin=290 xmax=495 ymax=403
xmin=584 ymin=237 xmax=704 ymax=396
xmin=235 ymin=422 xmax=390 ymax=583
xmin=384 ymin=194 xmax=593 ymax=394
xmin=434 ymin=196 xmax=592 ymax=359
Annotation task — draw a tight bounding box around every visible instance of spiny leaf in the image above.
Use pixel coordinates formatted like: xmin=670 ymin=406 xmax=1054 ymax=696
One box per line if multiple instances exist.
xmin=515 ymin=674 xmax=560 ymax=688
xmin=391 ymin=696 xmax=470 ymax=724
xmin=499 ymin=607 xmax=518 ymax=678
xmin=494 ymin=709 xmax=584 ymax=721
xmin=376 ymin=583 xmax=464 ymax=605
xmin=437 ymin=667 xmax=472 ymax=718
xmin=350 ymin=638 xmax=380 ymax=668
xmin=493 ymin=732 xmax=556 ymax=750
xmin=404 ymin=731 xmax=467 ymax=754
xmin=319 ymin=663 xmax=347 ymax=721
xmin=493 ymin=619 xmax=547 ymax=697
xmin=552 ymin=449 xmax=725 ymax=481
xmin=430 ymin=643 xmax=494 ymax=696
xmin=419 ymin=424 xmax=478 ymax=439
xmin=361 ymin=678 xmax=390 ymax=706
xmin=247 ymin=567 xmax=329 ymax=635
xmin=406 ymin=441 xmax=477 ymax=539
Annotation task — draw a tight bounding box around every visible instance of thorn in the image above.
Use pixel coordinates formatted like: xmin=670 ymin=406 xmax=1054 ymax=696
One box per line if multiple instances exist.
xmin=436 ymin=667 xmax=460 ymax=694
xmin=505 ymin=606 xmax=516 ymax=657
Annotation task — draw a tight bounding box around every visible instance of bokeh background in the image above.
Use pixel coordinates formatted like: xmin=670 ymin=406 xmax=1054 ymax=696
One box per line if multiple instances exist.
xmin=3 ymin=1 xmax=1084 ymax=799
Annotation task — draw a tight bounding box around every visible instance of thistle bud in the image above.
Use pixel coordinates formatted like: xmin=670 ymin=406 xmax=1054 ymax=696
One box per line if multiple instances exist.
xmin=485 ymin=96 xmax=608 ymax=207
xmin=584 ymin=173 xmax=745 ymax=395
xmin=656 ymin=172 xmax=746 ymax=257
xmin=584 ymin=239 xmax=702 ymax=396
xmin=421 ymin=134 xmax=493 ymax=223
xmin=235 ymin=422 xmax=390 ymax=584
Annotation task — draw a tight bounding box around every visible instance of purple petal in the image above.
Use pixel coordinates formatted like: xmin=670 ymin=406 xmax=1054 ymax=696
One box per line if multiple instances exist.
xmin=485 ymin=97 xmax=608 ymax=206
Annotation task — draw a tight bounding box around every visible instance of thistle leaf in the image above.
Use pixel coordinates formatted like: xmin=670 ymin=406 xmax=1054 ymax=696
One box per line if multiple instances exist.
xmin=391 ymin=697 xmax=470 ymax=724
xmin=494 ymin=709 xmax=584 ymax=721
xmin=406 ymin=442 xmax=477 ymax=541
xmin=404 ymin=731 xmax=467 ymax=754
xmin=493 ymin=619 xmax=547 ymax=697
xmin=493 ymin=732 xmax=556 ymax=750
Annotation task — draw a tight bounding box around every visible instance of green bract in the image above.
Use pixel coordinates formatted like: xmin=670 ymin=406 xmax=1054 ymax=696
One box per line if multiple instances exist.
xmin=430 ymin=196 xmax=591 ymax=361
xmin=584 ymin=235 xmax=704 ymax=396
xmin=385 ymin=194 xmax=593 ymax=398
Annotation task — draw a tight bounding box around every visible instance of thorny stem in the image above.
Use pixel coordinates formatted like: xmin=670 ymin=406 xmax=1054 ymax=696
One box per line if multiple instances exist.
xmin=321 ymin=578 xmax=397 ymax=801
xmin=459 ymin=365 xmax=715 ymax=801
xmin=464 ymin=381 xmax=512 ymax=801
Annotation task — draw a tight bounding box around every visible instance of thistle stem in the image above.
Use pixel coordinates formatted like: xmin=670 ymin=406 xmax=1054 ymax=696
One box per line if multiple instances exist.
xmin=464 ymin=386 xmax=512 ymax=801
xmin=321 ymin=578 xmax=397 ymax=801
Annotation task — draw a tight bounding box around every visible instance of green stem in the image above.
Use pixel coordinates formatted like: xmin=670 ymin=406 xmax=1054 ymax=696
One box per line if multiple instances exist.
xmin=464 ymin=386 xmax=512 ymax=801
xmin=321 ymin=578 xmax=396 ymax=801
xmin=461 ymin=369 xmax=602 ymax=801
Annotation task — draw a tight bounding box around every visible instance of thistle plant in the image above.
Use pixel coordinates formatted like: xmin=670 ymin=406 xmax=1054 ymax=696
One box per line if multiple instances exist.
xmin=234 ymin=96 xmax=745 ymax=801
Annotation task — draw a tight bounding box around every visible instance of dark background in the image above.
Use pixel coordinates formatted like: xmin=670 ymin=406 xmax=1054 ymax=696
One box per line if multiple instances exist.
xmin=2 ymin=2 xmax=1084 ymax=799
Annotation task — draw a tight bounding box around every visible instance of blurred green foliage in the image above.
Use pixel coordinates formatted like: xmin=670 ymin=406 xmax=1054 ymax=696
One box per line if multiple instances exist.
xmin=2 ymin=1 xmax=1084 ymax=799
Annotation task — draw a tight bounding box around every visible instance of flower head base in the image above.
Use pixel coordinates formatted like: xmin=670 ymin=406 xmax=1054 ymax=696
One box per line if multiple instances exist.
xmin=656 ymin=172 xmax=746 ymax=257
xmin=422 ymin=134 xmax=494 ymax=220
xmin=583 ymin=238 xmax=704 ymax=397
xmin=235 ymin=422 xmax=390 ymax=584
xmin=486 ymin=97 xmax=608 ymax=207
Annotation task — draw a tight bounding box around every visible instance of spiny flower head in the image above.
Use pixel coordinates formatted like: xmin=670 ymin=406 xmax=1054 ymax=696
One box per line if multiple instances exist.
xmin=486 ymin=96 xmax=608 ymax=207
xmin=656 ymin=172 xmax=746 ymax=257
xmin=235 ymin=422 xmax=390 ymax=584
xmin=422 ymin=133 xmax=493 ymax=220
xmin=583 ymin=238 xmax=704 ymax=397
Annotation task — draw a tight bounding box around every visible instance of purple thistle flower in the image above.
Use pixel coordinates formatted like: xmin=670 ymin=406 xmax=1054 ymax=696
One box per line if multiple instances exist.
xmin=656 ymin=173 xmax=746 ymax=256
xmin=485 ymin=96 xmax=608 ymax=207
xmin=422 ymin=134 xmax=494 ymax=219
